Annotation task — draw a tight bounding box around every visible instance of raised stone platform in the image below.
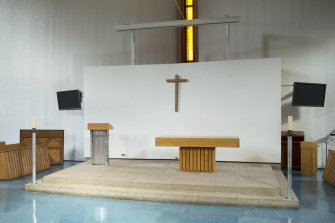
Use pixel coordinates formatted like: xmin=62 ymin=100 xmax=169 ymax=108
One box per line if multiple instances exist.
xmin=25 ymin=159 xmax=299 ymax=208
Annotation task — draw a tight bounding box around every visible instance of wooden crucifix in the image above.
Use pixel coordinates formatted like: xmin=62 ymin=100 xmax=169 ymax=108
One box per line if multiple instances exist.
xmin=166 ymin=74 xmax=188 ymax=112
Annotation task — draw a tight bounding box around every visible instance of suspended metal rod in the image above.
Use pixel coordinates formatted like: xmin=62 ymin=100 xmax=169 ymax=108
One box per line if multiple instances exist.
xmin=115 ymin=17 xmax=240 ymax=31
xmin=131 ymin=31 xmax=135 ymax=65
xmin=225 ymin=23 xmax=230 ymax=60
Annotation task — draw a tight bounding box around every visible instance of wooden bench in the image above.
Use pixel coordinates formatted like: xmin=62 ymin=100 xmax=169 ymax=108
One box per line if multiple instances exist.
xmin=0 ymin=143 xmax=50 ymax=180
xmin=155 ymin=136 xmax=239 ymax=172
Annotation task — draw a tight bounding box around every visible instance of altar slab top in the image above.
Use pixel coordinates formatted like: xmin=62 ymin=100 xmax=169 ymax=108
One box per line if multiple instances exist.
xmin=155 ymin=136 xmax=239 ymax=148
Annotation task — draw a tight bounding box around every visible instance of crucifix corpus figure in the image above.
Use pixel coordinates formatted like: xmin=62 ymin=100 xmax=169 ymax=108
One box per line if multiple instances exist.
xmin=166 ymin=74 xmax=188 ymax=112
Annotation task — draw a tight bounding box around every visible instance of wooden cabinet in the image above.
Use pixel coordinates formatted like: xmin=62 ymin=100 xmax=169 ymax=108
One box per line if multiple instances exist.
xmin=301 ymin=141 xmax=318 ymax=176
xmin=281 ymin=131 xmax=304 ymax=170
xmin=20 ymin=130 xmax=64 ymax=165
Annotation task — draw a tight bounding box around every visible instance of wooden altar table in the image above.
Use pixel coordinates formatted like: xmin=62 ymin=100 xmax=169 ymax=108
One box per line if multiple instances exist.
xmin=155 ymin=136 xmax=239 ymax=172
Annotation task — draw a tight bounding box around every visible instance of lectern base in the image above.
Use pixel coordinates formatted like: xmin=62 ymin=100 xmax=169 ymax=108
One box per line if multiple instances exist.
xmin=90 ymin=130 xmax=109 ymax=165
xmin=88 ymin=123 xmax=113 ymax=166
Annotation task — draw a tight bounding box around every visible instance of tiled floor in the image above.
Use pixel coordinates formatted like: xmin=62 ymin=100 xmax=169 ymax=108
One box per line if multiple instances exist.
xmin=1 ymin=161 xmax=335 ymax=223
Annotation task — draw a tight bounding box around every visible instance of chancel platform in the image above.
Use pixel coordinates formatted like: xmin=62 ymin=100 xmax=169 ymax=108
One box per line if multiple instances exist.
xmin=25 ymin=159 xmax=299 ymax=208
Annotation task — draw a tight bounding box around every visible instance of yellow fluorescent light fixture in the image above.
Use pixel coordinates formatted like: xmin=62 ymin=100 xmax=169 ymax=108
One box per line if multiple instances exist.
xmin=186 ymin=0 xmax=193 ymax=6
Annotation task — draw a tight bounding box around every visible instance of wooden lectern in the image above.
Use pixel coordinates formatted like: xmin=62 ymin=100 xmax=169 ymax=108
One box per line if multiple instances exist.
xmin=88 ymin=123 xmax=113 ymax=165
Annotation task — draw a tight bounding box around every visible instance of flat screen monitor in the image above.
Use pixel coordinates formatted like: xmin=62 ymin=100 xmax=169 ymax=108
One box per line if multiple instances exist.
xmin=292 ymin=82 xmax=326 ymax=107
xmin=57 ymin=90 xmax=82 ymax=110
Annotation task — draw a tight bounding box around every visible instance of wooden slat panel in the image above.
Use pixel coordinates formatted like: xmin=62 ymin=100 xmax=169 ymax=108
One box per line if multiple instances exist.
xmin=204 ymin=149 xmax=209 ymax=171
xmin=180 ymin=148 xmax=183 ymax=171
xmin=21 ymin=149 xmax=28 ymax=175
xmin=26 ymin=148 xmax=32 ymax=173
xmin=185 ymin=148 xmax=188 ymax=170
xmin=0 ymin=153 xmax=8 ymax=179
xmin=201 ymin=148 xmax=204 ymax=170
xmin=37 ymin=147 xmax=42 ymax=171
xmin=15 ymin=150 xmax=22 ymax=177
xmin=186 ymin=148 xmax=190 ymax=171
xmin=184 ymin=148 xmax=188 ymax=171
xmin=181 ymin=148 xmax=184 ymax=170
xmin=9 ymin=152 xmax=16 ymax=178
xmin=8 ymin=152 xmax=20 ymax=179
xmin=195 ymin=148 xmax=198 ymax=171
xmin=184 ymin=148 xmax=187 ymax=170
xmin=208 ymin=149 xmax=214 ymax=172
xmin=323 ymin=150 xmax=335 ymax=187
xmin=40 ymin=147 xmax=45 ymax=170
xmin=211 ymin=148 xmax=215 ymax=171
xmin=213 ymin=149 xmax=216 ymax=170
xmin=183 ymin=148 xmax=187 ymax=171
xmin=8 ymin=152 xmax=16 ymax=178
xmin=190 ymin=148 xmax=195 ymax=171
xmin=181 ymin=148 xmax=185 ymax=170
xmin=22 ymin=149 xmax=29 ymax=175
xmin=197 ymin=148 xmax=201 ymax=170
xmin=6 ymin=153 xmax=13 ymax=178
xmin=179 ymin=148 xmax=182 ymax=170
xmin=43 ymin=147 xmax=51 ymax=168
xmin=0 ymin=144 xmax=50 ymax=180
xmin=4 ymin=153 xmax=11 ymax=179
xmin=37 ymin=146 xmax=50 ymax=171
xmin=193 ymin=148 xmax=196 ymax=171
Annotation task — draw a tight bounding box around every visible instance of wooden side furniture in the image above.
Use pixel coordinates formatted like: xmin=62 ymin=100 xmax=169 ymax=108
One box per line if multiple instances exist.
xmin=20 ymin=130 xmax=64 ymax=164
xmin=281 ymin=131 xmax=304 ymax=170
xmin=300 ymin=141 xmax=318 ymax=176
xmin=155 ymin=137 xmax=240 ymax=172
xmin=323 ymin=149 xmax=335 ymax=187
xmin=88 ymin=123 xmax=113 ymax=165
xmin=0 ymin=143 xmax=50 ymax=180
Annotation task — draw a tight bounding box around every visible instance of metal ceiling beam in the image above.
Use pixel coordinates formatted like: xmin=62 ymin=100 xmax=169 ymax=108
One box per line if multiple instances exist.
xmin=115 ymin=16 xmax=240 ymax=32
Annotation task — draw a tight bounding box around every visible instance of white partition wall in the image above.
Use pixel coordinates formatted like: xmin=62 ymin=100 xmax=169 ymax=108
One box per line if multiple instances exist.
xmin=84 ymin=59 xmax=281 ymax=163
